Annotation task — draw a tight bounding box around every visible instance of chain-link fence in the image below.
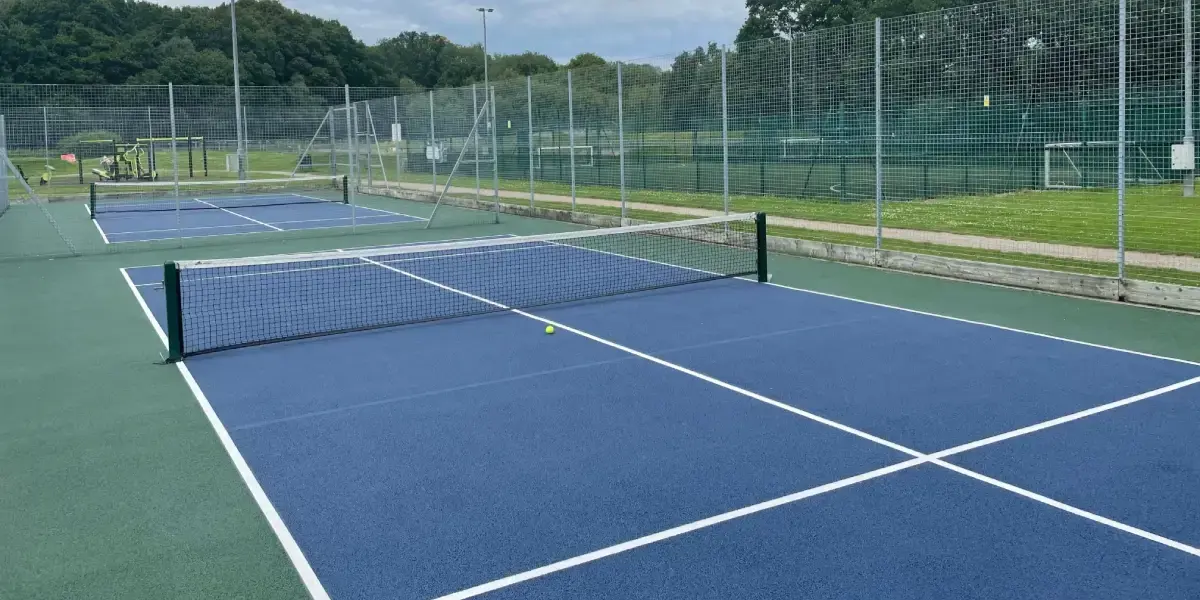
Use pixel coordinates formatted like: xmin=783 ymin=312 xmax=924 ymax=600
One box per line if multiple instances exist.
xmin=0 ymin=82 xmax=508 ymax=259
xmin=380 ymin=0 xmax=1198 ymax=290
xmin=1 ymin=0 xmax=1197 ymax=293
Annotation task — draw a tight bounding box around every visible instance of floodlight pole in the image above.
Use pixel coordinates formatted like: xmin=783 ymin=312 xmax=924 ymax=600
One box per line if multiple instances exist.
xmin=479 ymin=7 xmax=499 ymax=220
xmin=1185 ymin=0 xmax=1195 ymax=197
xmin=231 ymin=0 xmax=246 ymax=180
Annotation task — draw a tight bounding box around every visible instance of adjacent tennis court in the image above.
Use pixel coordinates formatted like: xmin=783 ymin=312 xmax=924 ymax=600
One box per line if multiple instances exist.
xmin=88 ymin=176 xmax=424 ymax=243
xmin=116 ymin=214 xmax=1200 ymax=599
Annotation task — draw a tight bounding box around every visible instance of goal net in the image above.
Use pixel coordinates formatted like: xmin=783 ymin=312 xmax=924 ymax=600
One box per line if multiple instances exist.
xmin=1043 ymin=141 xmax=1166 ymax=189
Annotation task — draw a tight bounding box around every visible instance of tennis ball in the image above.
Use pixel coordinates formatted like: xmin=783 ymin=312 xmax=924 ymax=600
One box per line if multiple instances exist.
xmin=545 ymin=325 xmax=555 ymax=335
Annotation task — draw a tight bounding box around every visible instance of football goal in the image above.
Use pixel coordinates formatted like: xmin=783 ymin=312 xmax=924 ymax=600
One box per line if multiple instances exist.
xmin=535 ymin=145 xmax=594 ymax=169
xmin=1043 ymin=141 xmax=1165 ymax=189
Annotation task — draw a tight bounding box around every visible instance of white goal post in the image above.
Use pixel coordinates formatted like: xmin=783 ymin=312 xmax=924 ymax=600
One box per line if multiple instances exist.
xmin=535 ymin=145 xmax=594 ymax=169
xmin=1043 ymin=141 xmax=1166 ymax=189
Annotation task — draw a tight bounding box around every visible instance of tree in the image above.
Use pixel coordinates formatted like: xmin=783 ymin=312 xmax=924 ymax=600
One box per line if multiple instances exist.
xmin=492 ymin=52 xmax=558 ymax=78
xmin=736 ymin=0 xmax=977 ymax=44
xmin=566 ymin=53 xmax=606 ymax=70
xmin=374 ymin=31 xmax=452 ymax=88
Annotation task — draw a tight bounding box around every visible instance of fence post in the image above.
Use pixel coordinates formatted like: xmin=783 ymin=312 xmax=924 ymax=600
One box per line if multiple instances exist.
xmin=568 ymin=70 xmax=577 ymax=210
xmin=875 ymin=17 xmax=883 ymax=251
xmin=1185 ymin=0 xmax=1195 ymax=197
xmin=617 ymin=62 xmax=627 ymax=219
xmin=472 ymin=84 xmax=481 ymax=202
xmin=429 ymin=90 xmax=437 ymax=194
xmin=169 ymin=83 xmax=181 ymax=247
xmin=490 ymin=85 xmax=500 ymax=222
xmin=364 ymin=104 xmax=374 ymax=187
xmin=721 ymin=47 xmax=730 ymax=215
xmin=528 ymin=75 xmax=535 ymax=207
xmin=328 ymin=109 xmax=337 ymax=177
xmin=394 ymin=96 xmax=402 ymax=184
xmin=146 ymin=107 xmax=155 ymax=174
xmin=42 ymin=106 xmax=50 ymax=169
xmin=344 ymin=85 xmax=356 ymax=230
xmin=1117 ymin=0 xmax=1127 ymax=281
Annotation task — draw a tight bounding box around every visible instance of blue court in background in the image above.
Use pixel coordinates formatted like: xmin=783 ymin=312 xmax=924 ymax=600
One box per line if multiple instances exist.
xmin=93 ymin=194 xmax=423 ymax=243
xmin=121 ymin=239 xmax=1200 ymax=599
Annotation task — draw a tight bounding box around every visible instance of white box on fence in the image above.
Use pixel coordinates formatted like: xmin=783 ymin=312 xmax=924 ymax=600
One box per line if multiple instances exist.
xmin=391 ymin=124 xmax=402 ymax=142
xmin=1171 ymin=143 xmax=1195 ymax=170
xmin=425 ymin=143 xmax=443 ymax=161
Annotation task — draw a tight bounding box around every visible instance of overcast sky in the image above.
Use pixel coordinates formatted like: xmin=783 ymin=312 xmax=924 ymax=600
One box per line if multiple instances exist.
xmin=151 ymin=0 xmax=748 ymax=65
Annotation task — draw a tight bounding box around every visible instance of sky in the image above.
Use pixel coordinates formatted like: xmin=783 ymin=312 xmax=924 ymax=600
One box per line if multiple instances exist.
xmin=151 ymin=0 xmax=749 ymax=65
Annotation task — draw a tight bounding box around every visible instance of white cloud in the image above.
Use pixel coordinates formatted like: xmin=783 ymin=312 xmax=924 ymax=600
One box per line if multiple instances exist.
xmin=145 ymin=0 xmax=747 ymax=59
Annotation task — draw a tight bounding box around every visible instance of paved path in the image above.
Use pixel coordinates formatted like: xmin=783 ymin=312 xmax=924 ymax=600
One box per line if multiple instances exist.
xmin=393 ymin=182 xmax=1200 ymax=273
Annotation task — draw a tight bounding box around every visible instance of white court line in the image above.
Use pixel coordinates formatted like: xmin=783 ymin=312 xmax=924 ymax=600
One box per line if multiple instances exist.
xmin=189 ymin=243 xmax=562 ymax=284
xmin=118 ymin=234 xmax=520 ymax=271
xmin=88 ymin=204 xmax=111 ymax=245
xmin=436 ymin=458 xmax=931 ymax=600
xmin=109 ymin=222 xmax=264 ymax=236
xmin=292 ymin=193 xmax=427 ymax=221
xmin=122 ymin=233 xmax=1200 ymax=597
xmin=763 ymin=281 xmax=1200 ymax=369
xmin=194 ymin=198 xmax=283 ymax=231
xmin=430 ymin=371 xmax=1200 ymax=600
xmin=929 ymin=375 xmax=1200 ymax=460
xmin=117 ymin=268 xmax=331 ymax=600
xmin=348 ymin=260 xmax=1200 ymax=598
xmin=106 ymin=212 xmax=409 ymax=237
xmin=104 ymin=216 xmax=419 ymax=244
xmin=556 ymin=237 xmax=1200 ymax=369
xmin=557 ymin=236 xmax=1200 ymax=370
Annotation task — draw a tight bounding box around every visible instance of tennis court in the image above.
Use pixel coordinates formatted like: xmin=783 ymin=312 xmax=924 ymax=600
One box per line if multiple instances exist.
xmin=109 ymin=213 xmax=1200 ymax=599
xmin=88 ymin=176 xmax=424 ymax=244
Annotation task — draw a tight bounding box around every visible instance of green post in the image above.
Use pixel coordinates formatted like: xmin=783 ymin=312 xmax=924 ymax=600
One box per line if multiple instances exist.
xmin=341 ymin=175 xmax=349 ymax=204
xmin=164 ymin=262 xmax=185 ymax=362
xmin=88 ymin=183 xmax=97 ymax=218
xmin=755 ymin=212 xmax=769 ymax=283
xmin=77 ymin=143 xmax=84 ymax=184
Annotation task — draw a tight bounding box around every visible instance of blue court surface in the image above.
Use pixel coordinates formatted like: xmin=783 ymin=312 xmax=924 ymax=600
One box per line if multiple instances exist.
xmin=92 ymin=194 xmax=423 ymax=243
xmin=121 ymin=238 xmax=1200 ymax=599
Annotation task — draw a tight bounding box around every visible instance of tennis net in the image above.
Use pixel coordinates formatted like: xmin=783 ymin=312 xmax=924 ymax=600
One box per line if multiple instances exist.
xmin=90 ymin=175 xmax=348 ymax=216
xmin=163 ymin=212 xmax=768 ymax=359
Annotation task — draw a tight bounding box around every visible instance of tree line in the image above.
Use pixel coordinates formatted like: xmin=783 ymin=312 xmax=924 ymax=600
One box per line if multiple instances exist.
xmin=0 ymin=0 xmax=610 ymax=89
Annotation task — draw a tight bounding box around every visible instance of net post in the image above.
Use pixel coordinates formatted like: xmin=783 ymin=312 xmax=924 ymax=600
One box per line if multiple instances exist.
xmin=341 ymin=175 xmax=349 ymax=204
xmin=88 ymin=183 xmax=97 ymax=218
xmin=164 ymin=261 xmax=185 ymax=362
xmin=755 ymin=212 xmax=769 ymax=283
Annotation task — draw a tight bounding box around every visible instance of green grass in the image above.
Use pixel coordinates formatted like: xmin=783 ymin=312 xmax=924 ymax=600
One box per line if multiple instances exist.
xmin=393 ymin=169 xmax=1200 ymax=258
xmin=6 ymin=149 xmax=322 ymax=199
xmin=430 ymin=188 xmax=1200 ymax=288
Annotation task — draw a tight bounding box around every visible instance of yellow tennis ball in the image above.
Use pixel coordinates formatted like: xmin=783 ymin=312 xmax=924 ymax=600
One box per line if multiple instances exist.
xmin=545 ymin=325 xmax=555 ymax=335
